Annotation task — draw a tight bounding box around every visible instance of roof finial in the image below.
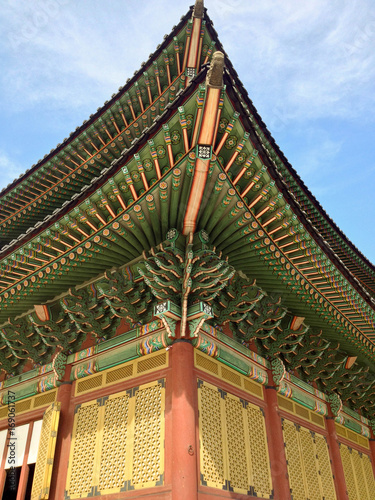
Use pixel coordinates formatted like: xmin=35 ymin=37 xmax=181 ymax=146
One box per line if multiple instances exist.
xmin=193 ymin=0 xmax=204 ymax=19
xmin=206 ymin=51 xmax=224 ymax=88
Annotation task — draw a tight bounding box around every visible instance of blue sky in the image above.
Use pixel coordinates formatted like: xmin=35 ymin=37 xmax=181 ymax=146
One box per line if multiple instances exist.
xmin=0 ymin=0 xmax=374 ymax=264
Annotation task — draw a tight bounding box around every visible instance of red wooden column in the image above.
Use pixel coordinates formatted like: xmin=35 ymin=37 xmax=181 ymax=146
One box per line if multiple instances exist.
xmin=264 ymin=378 xmax=291 ymax=500
xmin=325 ymin=411 xmax=349 ymax=500
xmin=170 ymin=340 xmax=198 ymax=500
xmin=49 ymin=379 xmax=74 ymax=500
xmin=369 ymin=430 xmax=375 ymax=478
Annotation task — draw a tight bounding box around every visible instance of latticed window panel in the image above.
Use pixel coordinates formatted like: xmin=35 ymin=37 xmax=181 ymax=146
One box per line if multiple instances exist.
xmin=225 ymin=395 xmax=249 ymax=493
xmin=300 ymin=427 xmax=322 ymax=499
xmin=105 ymin=364 xmax=133 ymax=385
xmin=277 ymin=394 xmax=325 ymax=429
xmin=198 ymin=380 xmax=273 ymax=498
xmin=362 ymin=453 xmax=375 ymax=499
xmin=66 ymin=402 xmax=101 ymax=498
xmin=195 ymin=351 xmax=265 ymax=400
xmin=198 ymin=383 xmax=226 ymax=488
xmin=246 ymin=404 xmax=273 ymax=498
xmin=352 ymin=449 xmax=370 ymax=499
xmin=0 ymin=390 xmax=57 ymax=421
xmin=195 ymin=352 xmax=219 ymax=375
xmin=33 ymin=391 xmax=58 ymax=409
xmin=76 ymin=374 xmax=103 ymax=395
xmin=335 ymin=422 xmax=370 ymax=450
xmin=136 ymin=352 xmax=167 ymax=374
xmin=340 ymin=443 xmax=375 ymax=500
xmin=31 ymin=402 xmax=61 ymax=500
xmin=65 ymin=380 xmax=165 ymax=498
xmin=283 ymin=420 xmax=306 ymax=500
xmin=98 ymin=394 xmax=130 ymax=492
xmin=132 ymin=382 xmax=165 ymax=488
xmin=282 ymin=418 xmax=336 ymax=500
xmin=315 ymin=434 xmax=337 ymax=500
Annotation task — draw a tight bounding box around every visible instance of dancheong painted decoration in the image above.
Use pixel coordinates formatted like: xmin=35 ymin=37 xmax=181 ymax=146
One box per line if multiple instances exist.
xmin=0 ymin=1 xmax=374 ymax=499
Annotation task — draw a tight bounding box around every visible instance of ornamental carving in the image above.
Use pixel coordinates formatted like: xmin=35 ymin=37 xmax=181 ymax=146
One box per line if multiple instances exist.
xmin=61 ymin=288 xmax=120 ymax=339
xmin=271 ymin=358 xmax=286 ymax=388
xmin=98 ymin=268 xmax=153 ymax=325
xmin=1 ymin=316 xmax=51 ymax=363
xmin=139 ymin=229 xmax=235 ymax=336
xmin=234 ymin=295 xmax=287 ymax=343
xmin=212 ymin=276 xmax=264 ymax=327
xmin=327 ymin=392 xmax=342 ymax=417
xmin=283 ymin=330 xmax=330 ymax=372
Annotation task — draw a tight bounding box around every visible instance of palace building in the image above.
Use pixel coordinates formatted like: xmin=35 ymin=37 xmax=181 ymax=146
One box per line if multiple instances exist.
xmin=0 ymin=1 xmax=374 ymax=499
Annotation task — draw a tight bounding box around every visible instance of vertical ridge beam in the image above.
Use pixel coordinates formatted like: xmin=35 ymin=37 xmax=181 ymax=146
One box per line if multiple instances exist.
xmin=185 ymin=0 xmax=204 ymax=84
xmin=183 ymin=51 xmax=224 ymax=236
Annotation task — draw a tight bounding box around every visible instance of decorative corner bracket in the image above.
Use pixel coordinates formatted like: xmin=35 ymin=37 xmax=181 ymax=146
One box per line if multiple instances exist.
xmin=154 ymin=301 xmax=181 ymax=338
xmin=187 ymin=302 xmax=213 ymax=338
xmin=271 ymin=357 xmax=286 ymax=389
xmin=328 ymin=392 xmax=343 ymax=417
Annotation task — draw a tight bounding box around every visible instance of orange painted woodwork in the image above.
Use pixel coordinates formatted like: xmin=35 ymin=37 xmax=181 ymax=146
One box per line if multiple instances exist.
xmin=264 ymin=383 xmax=291 ymax=500
xmin=170 ymin=341 xmax=198 ymax=500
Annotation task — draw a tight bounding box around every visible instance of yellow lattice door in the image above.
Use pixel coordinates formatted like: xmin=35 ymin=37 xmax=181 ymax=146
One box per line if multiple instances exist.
xmin=299 ymin=427 xmax=322 ymax=500
xmin=197 ymin=380 xmax=273 ymax=498
xmin=314 ymin=434 xmax=336 ymax=500
xmin=198 ymin=382 xmax=226 ymax=489
xmin=98 ymin=393 xmax=131 ymax=493
xmin=246 ymin=403 xmax=273 ymax=498
xmin=282 ymin=418 xmax=337 ymax=500
xmin=131 ymin=381 xmax=165 ymax=489
xmin=340 ymin=443 xmax=375 ymax=500
xmin=65 ymin=400 xmax=101 ymax=498
xmin=340 ymin=444 xmax=358 ymax=500
xmin=283 ymin=420 xmax=306 ymax=500
xmin=362 ymin=453 xmax=375 ymax=500
xmin=224 ymin=394 xmax=249 ymax=494
xmin=30 ymin=402 xmax=61 ymax=500
xmin=352 ymin=449 xmax=370 ymax=499
xmin=65 ymin=380 xmax=165 ymax=498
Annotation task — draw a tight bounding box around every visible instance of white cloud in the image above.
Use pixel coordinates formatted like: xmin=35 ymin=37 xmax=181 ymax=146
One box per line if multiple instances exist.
xmin=1 ymin=0 xmax=374 ymax=122
xmin=0 ymin=0 xmax=185 ymax=112
xmin=209 ymin=0 xmax=375 ymax=122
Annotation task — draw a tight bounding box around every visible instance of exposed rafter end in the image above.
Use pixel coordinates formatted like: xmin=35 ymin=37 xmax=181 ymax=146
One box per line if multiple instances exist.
xmin=345 ymin=356 xmax=357 ymax=369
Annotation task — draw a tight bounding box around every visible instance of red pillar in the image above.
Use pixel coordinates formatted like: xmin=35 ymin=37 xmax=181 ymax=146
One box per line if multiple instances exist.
xmin=325 ymin=412 xmax=349 ymax=500
xmin=264 ymin=382 xmax=291 ymax=500
xmin=170 ymin=340 xmax=198 ymax=500
xmin=369 ymin=434 xmax=375 ymax=478
xmin=49 ymin=380 xmax=74 ymax=500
